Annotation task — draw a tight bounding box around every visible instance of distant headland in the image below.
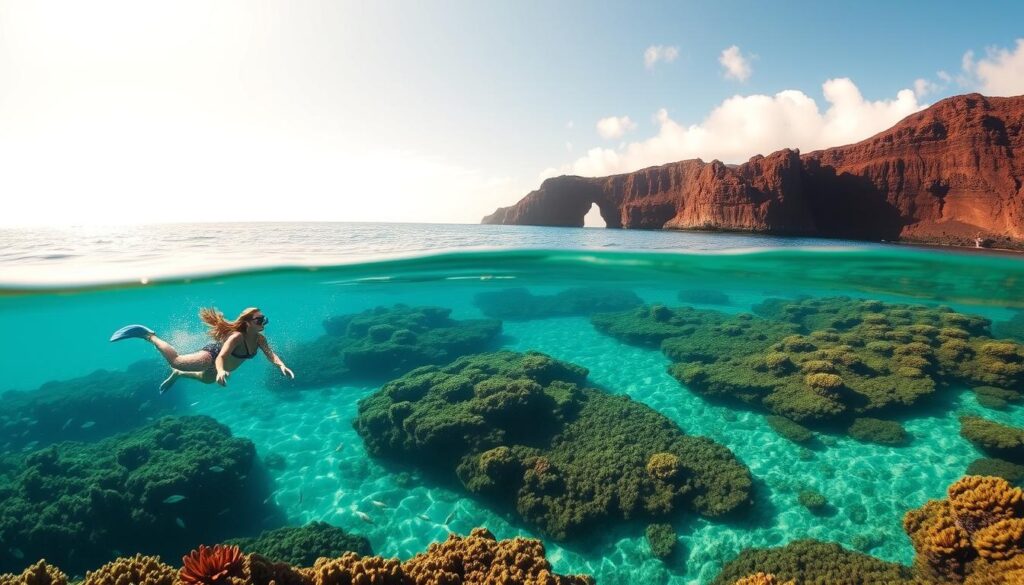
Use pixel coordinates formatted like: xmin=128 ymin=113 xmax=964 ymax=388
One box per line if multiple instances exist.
xmin=483 ymin=93 xmax=1024 ymax=250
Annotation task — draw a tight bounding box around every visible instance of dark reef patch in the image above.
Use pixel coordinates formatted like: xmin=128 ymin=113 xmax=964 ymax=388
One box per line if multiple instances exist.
xmin=353 ymin=351 xmax=752 ymax=543
xmin=473 ymin=287 xmax=642 ymax=320
xmin=0 ymin=416 xmax=276 ymax=575
xmin=0 ymin=361 xmax=180 ymax=450
xmin=225 ymin=522 xmax=371 ymax=566
xmin=269 ymin=305 xmax=501 ymax=391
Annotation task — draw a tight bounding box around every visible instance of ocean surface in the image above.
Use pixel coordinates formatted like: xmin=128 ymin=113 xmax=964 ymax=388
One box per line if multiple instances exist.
xmin=2 ymin=222 xmax=1024 ymax=584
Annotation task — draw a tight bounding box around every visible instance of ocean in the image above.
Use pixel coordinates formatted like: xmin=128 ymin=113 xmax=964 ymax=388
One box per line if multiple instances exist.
xmin=2 ymin=222 xmax=1023 ymax=585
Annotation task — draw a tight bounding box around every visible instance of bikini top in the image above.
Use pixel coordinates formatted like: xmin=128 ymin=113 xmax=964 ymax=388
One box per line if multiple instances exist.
xmin=231 ymin=337 xmax=259 ymax=360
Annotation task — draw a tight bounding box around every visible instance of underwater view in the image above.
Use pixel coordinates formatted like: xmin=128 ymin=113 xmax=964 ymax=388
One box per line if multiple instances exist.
xmin=3 ymin=238 xmax=1024 ymax=585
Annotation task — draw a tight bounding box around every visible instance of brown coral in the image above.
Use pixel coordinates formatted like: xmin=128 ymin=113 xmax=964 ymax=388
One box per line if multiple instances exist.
xmin=731 ymin=574 xmax=794 ymax=585
xmin=0 ymin=561 xmax=67 ymax=585
xmin=973 ymin=518 xmax=1024 ymax=562
xmin=83 ymin=555 xmax=176 ymax=585
xmin=180 ymin=545 xmax=245 ymax=585
xmin=307 ymin=553 xmax=402 ymax=585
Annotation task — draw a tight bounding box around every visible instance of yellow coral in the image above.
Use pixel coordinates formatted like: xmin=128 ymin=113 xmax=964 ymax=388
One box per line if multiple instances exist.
xmin=0 ymin=562 xmax=67 ymax=585
xmin=308 ymin=553 xmax=403 ymax=585
xmin=804 ymin=373 xmax=843 ymax=391
xmin=973 ymin=518 xmax=1024 ymax=561
xmin=82 ymin=554 xmax=175 ymax=585
xmin=948 ymin=476 xmax=1024 ymax=534
xmin=645 ymin=452 xmax=681 ymax=481
xmin=731 ymin=573 xmax=794 ymax=585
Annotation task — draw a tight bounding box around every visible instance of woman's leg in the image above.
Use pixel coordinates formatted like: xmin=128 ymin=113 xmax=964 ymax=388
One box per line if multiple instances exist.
xmin=160 ymin=367 xmax=216 ymax=394
xmin=148 ymin=335 xmax=213 ymax=371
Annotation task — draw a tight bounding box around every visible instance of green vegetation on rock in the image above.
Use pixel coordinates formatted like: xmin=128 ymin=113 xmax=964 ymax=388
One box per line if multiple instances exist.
xmin=226 ymin=522 xmax=371 ymax=566
xmin=592 ymin=296 xmax=1024 ymax=435
xmin=270 ymin=305 xmax=501 ymax=390
xmin=710 ymin=539 xmax=914 ymax=585
xmin=474 ymin=287 xmax=642 ymax=320
xmin=847 ymin=418 xmax=908 ymax=446
xmin=765 ymin=416 xmax=814 ymax=444
xmin=645 ymin=523 xmax=678 ymax=560
xmin=965 ymin=457 xmax=1024 ymax=483
xmin=959 ymin=415 xmax=1024 ymax=462
xmin=354 ymin=351 xmax=752 ymax=542
xmin=797 ymin=490 xmax=828 ymax=514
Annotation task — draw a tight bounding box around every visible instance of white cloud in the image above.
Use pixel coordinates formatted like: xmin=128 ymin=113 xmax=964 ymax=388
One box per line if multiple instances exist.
xmin=937 ymin=70 xmax=953 ymax=84
xmin=542 ymin=78 xmax=924 ymax=179
xmin=596 ymin=115 xmax=637 ymax=139
xmin=913 ymin=78 xmax=939 ymax=97
xmin=565 ymin=141 xmax=573 ymax=152
xmin=719 ymin=45 xmax=752 ymax=82
xmin=644 ymin=45 xmax=679 ymax=69
xmin=565 ymin=120 xmax=574 ymax=129
xmin=961 ymin=39 xmax=1024 ymax=96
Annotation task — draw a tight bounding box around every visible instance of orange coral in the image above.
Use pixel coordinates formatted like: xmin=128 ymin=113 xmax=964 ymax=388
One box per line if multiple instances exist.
xmin=83 ymin=554 xmax=176 ymax=585
xmin=731 ymin=574 xmax=794 ymax=585
xmin=973 ymin=518 xmax=1024 ymax=562
xmin=307 ymin=553 xmax=403 ymax=585
xmin=645 ymin=452 xmax=681 ymax=481
xmin=180 ymin=545 xmax=245 ymax=585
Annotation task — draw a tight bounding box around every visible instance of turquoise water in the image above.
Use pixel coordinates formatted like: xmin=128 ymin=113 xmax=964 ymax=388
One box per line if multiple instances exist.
xmin=3 ymin=242 xmax=1024 ymax=584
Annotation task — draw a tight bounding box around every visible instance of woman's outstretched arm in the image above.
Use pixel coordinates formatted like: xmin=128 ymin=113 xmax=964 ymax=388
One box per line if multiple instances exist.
xmin=259 ymin=334 xmax=295 ymax=379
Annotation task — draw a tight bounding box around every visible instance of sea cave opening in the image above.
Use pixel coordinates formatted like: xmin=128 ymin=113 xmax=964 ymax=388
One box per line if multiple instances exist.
xmin=582 ymin=202 xmax=607 ymax=228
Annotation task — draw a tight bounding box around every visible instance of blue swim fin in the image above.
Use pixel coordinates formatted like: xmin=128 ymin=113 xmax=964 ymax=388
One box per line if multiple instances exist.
xmin=109 ymin=324 xmax=155 ymax=342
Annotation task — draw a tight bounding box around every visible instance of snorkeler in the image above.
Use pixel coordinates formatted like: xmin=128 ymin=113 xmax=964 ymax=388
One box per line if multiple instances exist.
xmin=109 ymin=307 xmax=295 ymax=394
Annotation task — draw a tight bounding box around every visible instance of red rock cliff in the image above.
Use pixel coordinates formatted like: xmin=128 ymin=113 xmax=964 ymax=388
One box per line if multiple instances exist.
xmin=483 ymin=93 xmax=1024 ymax=248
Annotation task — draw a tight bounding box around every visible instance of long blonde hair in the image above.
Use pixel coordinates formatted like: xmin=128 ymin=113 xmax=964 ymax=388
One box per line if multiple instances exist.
xmin=199 ymin=306 xmax=261 ymax=341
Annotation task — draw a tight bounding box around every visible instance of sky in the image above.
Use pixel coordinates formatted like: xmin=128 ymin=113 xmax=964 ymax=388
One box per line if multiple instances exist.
xmin=1 ymin=1 xmax=1023 ymax=227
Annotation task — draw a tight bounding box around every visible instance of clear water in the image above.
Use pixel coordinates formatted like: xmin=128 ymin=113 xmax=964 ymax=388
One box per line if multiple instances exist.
xmin=2 ymin=224 xmax=1023 ymax=585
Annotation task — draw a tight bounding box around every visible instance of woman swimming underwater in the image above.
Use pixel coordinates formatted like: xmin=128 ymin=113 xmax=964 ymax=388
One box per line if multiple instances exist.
xmin=110 ymin=306 xmax=294 ymax=393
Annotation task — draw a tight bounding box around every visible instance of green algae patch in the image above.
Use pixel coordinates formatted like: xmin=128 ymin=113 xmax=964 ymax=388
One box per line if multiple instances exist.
xmin=594 ymin=296 xmax=1024 ymax=430
xmin=960 ymin=415 xmax=1024 ymax=462
xmin=966 ymin=458 xmax=1024 ymax=484
xmin=973 ymin=385 xmax=1024 ymax=410
xmin=710 ymin=539 xmax=914 ymax=585
xmin=847 ymin=418 xmax=909 ymax=446
xmin=0 ymin=416 xmax=265 ymax=575
xmin=797 ymin=490 xmax=829 ymax=514
xmin=645 ymin=522 xmax=678 ymax=560
xmin=474 ymin=287 xmax=642 ymax=320
xmin=270 ymin=305 xmax=501 ymax=390
xmin=226 ymin=522 xmax=372 ymax=566
xmin=765 ymin=415 xmax=814 ymax=444
xmin=353 ymin=351 xmax=752 ymax=542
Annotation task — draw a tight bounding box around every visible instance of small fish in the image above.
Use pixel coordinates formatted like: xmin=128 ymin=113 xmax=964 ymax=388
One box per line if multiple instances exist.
xmin=208 ymin=466 xmax=225 ymax=473
xmin=263 ymin=491 xmax=279 ymax=505
xmin=355 ymin=511 xmax=373 ymax=524
xmin=291 ymin=434 xmax=302 ymax=440
xmin=9 ymin=547 xmax=24 ymax=559
xmin=175 ymin=517 xmax=186 ymax=529
xmin=138 ymin=400 xmax=151 ymax=411
xmin=80 ymin=421 xmax=95 ymax=429
xmin=417 ymin=514 xmax=431 ymax=522
xmin=217 ymin=508 xmax=231 ymax=516
xmin=298 ymin=490 xmax=303 ymax=505
xmin=189 ymin=401 xmax=200 ymax=407
xmin=61 ymin=418 xmax=74 ymax=431
xmin=163 ymin=495 xmax=187 ymax=504
xmin=370 ymin=500 xmax=387 ymax=509
xmin=444 ymin=511 xmax=456 ymax=525
xmin=333 ymin=442 xmax=345 ymax=453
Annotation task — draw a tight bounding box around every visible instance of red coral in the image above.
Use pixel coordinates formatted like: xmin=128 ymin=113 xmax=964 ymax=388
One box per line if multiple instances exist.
xmin=179 ymin=545 xmax=243 ymax=585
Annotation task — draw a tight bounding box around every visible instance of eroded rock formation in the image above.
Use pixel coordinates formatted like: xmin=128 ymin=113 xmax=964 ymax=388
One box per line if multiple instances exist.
xmin=484 ymin=93 xmax=1024 ymax=248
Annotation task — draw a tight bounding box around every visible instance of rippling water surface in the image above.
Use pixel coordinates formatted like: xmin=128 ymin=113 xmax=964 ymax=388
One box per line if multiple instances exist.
xmin=2 ymin=223 xmax=1023 ymax=584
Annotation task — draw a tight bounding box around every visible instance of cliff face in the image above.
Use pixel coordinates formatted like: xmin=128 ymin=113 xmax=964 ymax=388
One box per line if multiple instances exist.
xmin=483 ymin=93 xmax=1024 ymax=248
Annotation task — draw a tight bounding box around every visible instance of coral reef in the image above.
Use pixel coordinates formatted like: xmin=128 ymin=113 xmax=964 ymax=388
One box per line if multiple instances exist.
xmin=730 ymin=574 xmax=794 ymax=585
xmin=993 ymin=311 xmax=1024 ymax=343
xmin=764 ymin=416 xmax=813 ymax=444
xmin=960 ymin=416 xmax=1024 ymax=463
xmin=473 ymin=287 xmax=642 ymax=320
xmin=354 ymin=351 xmax=752 ymax=542
xmin=967 ymin=459 xmax=1024 ymax=484
xmin=710 ymin=539 xmax=913 ymax=584
xmin=593 ymin=296 xmax=1024 ymax=433
xmin=226 ymin=523 xmax=371 ymax=567
xmin=8 ymin=528 xmax=592 ymax=585
xmin=847 ymin=418 xmax=909 ymax=446
xmin=0 ymin=416 xmax=267 ymax=575
xmin=83 ymin=555 xmax=176 ymax=585
xmin=269 ymin=305 xmax=501 ymax=390
xmin=0 ymin=361 xmax=177 ymax=450
xmin=645 ymin=523 xmax=678 ymax=560
xmin=973 ymin=386 xmax=1024 ymax=411
xmin=797 ymin=490 xmax=828 ymax=514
